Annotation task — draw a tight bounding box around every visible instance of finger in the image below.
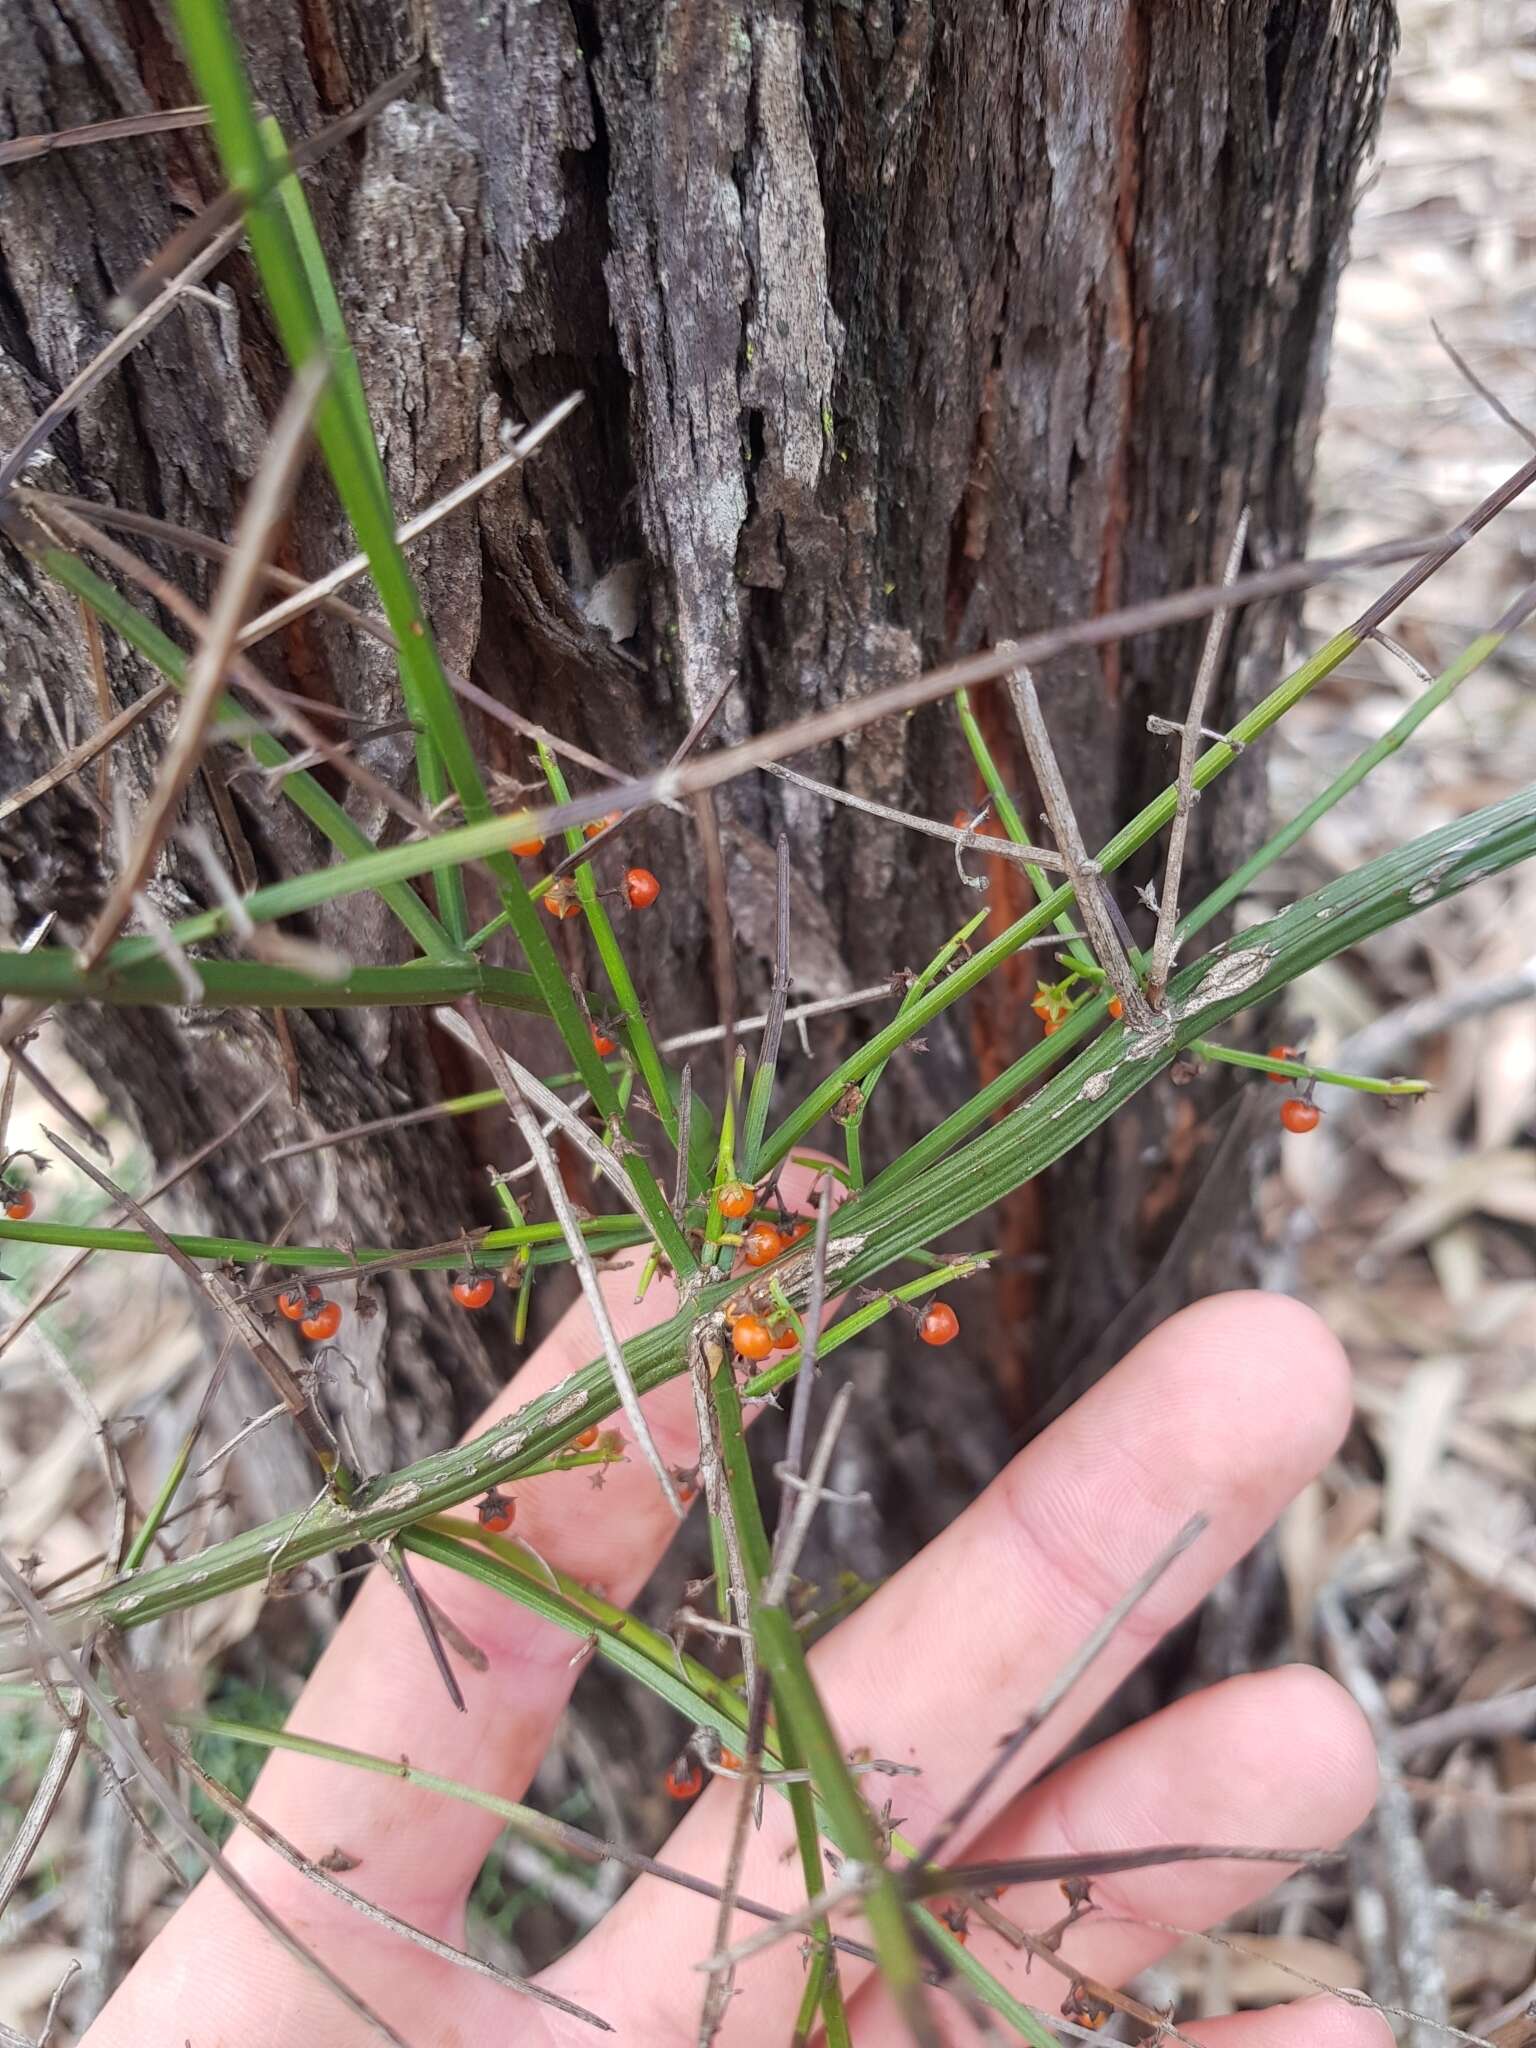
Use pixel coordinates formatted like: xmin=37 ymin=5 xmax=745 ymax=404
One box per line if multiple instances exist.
xmin=546 ymin=1293 xmax=1353 ymax=2036
xmin=844 ymin=1664 xmax=1374 ymax=2041
xmin=1183 ymin=2001 xmax=1394 ymax=2047
xmin=236 ymin=1158 xmax=841 ymax=1922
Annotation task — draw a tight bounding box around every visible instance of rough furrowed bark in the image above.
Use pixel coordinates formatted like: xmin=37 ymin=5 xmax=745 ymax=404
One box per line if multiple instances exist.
xmin=0 ymin=0 xmax=1392 ymax=1537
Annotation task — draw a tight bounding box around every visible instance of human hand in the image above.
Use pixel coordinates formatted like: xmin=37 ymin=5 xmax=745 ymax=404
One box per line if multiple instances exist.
xmin=83 ymin=1164 xmax=1386 ymax=2047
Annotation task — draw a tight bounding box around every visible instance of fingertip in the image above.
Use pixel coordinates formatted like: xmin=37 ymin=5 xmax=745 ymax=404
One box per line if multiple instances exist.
xmin=1262 ymin=1662 xmax=1379 ymax=1834
xmin=1131 ymin=1287 xmax=1355 ymax=1476
xmin=1192 ymin=1995 xmax=1394 ymax=2047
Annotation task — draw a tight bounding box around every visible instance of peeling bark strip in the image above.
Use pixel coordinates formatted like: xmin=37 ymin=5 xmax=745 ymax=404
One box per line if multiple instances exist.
xmin=1 ymin=3 xmax=1390 ymax=1506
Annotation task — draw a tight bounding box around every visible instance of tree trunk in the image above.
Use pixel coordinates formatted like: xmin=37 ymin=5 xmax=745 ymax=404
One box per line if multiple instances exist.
xmin=0 ymin=0 xmax=1393 ymax=1536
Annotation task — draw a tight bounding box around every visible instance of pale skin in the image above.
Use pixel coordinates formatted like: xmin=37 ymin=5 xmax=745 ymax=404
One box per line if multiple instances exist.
xmin=84 ymin=1164 xmax=1391 ymax=2047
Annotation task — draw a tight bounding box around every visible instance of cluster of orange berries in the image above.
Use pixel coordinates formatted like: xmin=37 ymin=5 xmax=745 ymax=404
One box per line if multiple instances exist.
xmin=1267 ymin=1044 xmax=1323 ymax=1134
xmin=662 ymin=1745 xmax=743 ymax=1800
xmin=511 ymin=810 xmax=661 ymax=924
xmin=276 ymin=1284 xmax=343 ymax=1343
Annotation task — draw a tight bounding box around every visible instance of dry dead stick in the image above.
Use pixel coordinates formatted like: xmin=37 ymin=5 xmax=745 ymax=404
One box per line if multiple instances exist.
xmin=455 ymin=999 xmax=683 ymax=1517
xmin=1146 ymin=508 xmax=1251 ymax=1004
xmin=0 ymin=102 xmax=210 ymax=165
xmin=0 ymin=1554 xmax=417 ymax=2048
xmin=75 ymin=357 xmax=329 ymax=975
xmin=20 ymin=488 xmax=396 ymax=646
xmin=1002 ymin=651 xmax=1155 ymax=1030
xmin=238 ymin=393 xmax=583 ymax=645
xmin=766 ymin=761 xmax=1066 ymax=872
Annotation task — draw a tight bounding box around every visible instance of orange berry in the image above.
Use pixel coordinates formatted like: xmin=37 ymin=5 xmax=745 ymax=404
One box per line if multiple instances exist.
xmin=511 ymin=833 xmax=545 ymax=858
xmin=542 ymin=880 xmax=581 ymax=919
xmin=664 ymin=1756 xmax=703 ymax=1799
xmin=768 ymin=1320 xmax=799 ymax=1352
xmin=919 ymin=1300 xmax=959 ymax=1346
xmin=624 ymin=867 xmax=660 ymax=910
xmin=1266 ymin=1044 xmax=1298 ymax=1081
xmin=717 ymin=1180 xmax=754 ymax=1221
xmin=718 ymin=1749 xmax=742 ymax=1770
xmin=1108 ymin=995 xmax=1123 ymax=1019
xmin=584 ymin=810 xmax=622 ymax=840
xmin=4 ymin=1190 xmax=35 ymax=1222
xmin=477 ymin=1489 xmax=515 ymax=1534
xmin=742 ymin=1221 xmax=784 ymax=1269
xmin=1280 ymin=1097 xmax=1321 ymax=1134
xmin=451 ymin=1274 xmax=496 ymax=1310
xmin=591 ymin=1027 xmax=617 ymax=1056
xmin=571 ymin=1424 xmax=600 ymax=1451
xmin=731 ymin=1314 xmax=774 ymax=1362
xmin=277 ymin=1286 xmax=310 ymax=1322
xmin=300 ymin=1299 xmax=342 ymax=1342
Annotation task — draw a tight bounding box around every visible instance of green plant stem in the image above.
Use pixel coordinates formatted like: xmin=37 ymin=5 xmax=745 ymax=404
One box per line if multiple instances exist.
xmin=0 ymin=950 xmax=547 ymax=1014
xmin=755 ymin=1603 xmax=935 ymax=2044
xmin=21 ymin=788 xmax=1535 ymax=1651
xmin=1189 ymin=1041 xmax=1429 ymax=1093
xmin=122 ymin=1432 xmax=196 ymax=1573
xmin=0 ymin=1213 xmax=644 ymax=1272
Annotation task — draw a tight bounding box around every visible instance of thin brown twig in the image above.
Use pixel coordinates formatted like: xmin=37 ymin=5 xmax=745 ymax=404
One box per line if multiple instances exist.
xmin=0 ymin=1556 xmax=416 ymax=2048
xmin=0 ymin=102 xmax=210 ymax=165
xmin=912 ymin=1514 xmax=1206 ymax=1866
xmin=1431 ymin=319 xmax=1536 ymax=453
xmin=3 ymin=1037 xmax=110 ymax=1155
xmin=0 ymin=216 xmax=246 ymax=493
xmin=445 ymin=669 xmax=688 ymax=815
xmin=460 ymin=516 xmax=1498 ymax=856
xmin=1318 ymin=1582 xmax=1448 ymax=2047
xmin=0 ymin=1705 xmax=87 ymax=1916
xmin=765 ymin=762 xmax=1066 ymax=871
xmin=455 ymin=999 xmax=681 ymax=1515
xmin=1004 ymin=652 xmax=1155 ymax=1029
xmin=1147 ymin=508 xmax=1250 ymax=1004
xmin=107 ymin=65 xmax=422 ymax=325
xmin=433 ymin=1008 xmax=663 ymax=1248
xmin=75 ymin=358 xmax=329 ymax=974
xmin=237 ymin=394 xmax=583 ymax=646
xmin=20 ymin=488 xmax=398 ymax=647
xmin=178 ymin=1742 xmax=608 ymax=2028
